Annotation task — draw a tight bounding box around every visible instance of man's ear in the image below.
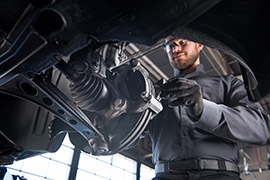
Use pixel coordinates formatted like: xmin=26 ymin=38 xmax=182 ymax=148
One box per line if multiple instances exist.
xmin=197 ymin=43 xmax=204 ymax=51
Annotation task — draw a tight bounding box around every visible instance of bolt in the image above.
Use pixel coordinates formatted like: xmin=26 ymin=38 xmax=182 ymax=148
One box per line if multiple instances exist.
xmin=141 ymin=91 xmax=151 ymax=101
xmin=113 ymin=98 xmax=125 ymax=110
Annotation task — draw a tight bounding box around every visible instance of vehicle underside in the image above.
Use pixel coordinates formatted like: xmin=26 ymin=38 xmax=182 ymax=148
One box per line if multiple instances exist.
xmin=0 ymin=0 xmax=269 ymax=166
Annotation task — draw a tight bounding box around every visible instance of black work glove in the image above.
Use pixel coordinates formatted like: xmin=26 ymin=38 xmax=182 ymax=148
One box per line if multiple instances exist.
xmin=161 ymin=77 xmax=204 ymax=121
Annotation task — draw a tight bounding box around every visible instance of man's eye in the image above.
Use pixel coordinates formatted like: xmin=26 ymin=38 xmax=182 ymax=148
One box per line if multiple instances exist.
xmin=169 ymin=42 xmax=178 ymax=49
xmin=179 ymin=41 xmax=187 ymax=46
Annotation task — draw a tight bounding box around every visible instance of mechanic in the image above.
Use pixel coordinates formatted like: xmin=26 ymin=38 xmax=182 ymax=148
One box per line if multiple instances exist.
xmin=147 ymin=35 xmax=270 ymax=180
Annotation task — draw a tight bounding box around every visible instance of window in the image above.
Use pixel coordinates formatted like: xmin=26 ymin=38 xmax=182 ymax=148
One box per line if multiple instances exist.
xmin=6 ymin=135 xmax=74 ymax=180
xmin=140 ymin=164 xmax=155 ymax=180
xmin=5 ymin=135 xmax=154 ymax=180
xmin=77 ymin=152 xmax=137 ymax=180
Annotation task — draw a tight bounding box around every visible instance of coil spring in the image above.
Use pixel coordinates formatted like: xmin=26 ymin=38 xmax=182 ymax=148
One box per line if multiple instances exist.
xmin=70 ymin=73 xmax=110 ymax=112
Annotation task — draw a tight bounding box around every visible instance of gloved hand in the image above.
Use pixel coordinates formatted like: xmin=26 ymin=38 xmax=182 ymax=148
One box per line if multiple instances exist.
xmin=161 ymin=77 xmax=204 ymax=121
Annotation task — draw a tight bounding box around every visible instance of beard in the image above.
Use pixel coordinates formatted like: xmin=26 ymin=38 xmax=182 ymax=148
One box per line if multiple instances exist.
xmin=170 ymin=49 xmax=199 ymax=71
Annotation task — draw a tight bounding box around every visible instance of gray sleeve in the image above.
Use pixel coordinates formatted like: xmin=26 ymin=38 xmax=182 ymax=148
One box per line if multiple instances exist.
xmin=194 ymin=76 xmax=270 ymax=144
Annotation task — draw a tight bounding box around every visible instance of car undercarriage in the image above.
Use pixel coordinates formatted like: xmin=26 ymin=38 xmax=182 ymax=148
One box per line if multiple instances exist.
xmin=0 ymin=0 xmax=269 ymax=167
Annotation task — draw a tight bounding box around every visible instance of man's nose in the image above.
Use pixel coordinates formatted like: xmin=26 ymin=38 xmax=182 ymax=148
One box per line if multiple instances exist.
xmin=172 ymin=44 xmax=182 ymax=53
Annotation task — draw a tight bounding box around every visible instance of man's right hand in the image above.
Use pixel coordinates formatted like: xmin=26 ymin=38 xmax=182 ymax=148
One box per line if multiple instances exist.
xmin=160 ymin=77 xmax=204 ymax=121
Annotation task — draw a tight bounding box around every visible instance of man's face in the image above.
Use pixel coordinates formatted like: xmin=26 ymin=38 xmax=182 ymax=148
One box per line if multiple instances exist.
xmin=165 ymin=36 xmax=203 ymax=71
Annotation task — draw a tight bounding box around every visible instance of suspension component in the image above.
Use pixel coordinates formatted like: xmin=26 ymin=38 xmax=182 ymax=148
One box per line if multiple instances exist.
xmin=70 ymin=72 xmax=111 ymax=112
xmin=55 ymin=50 xmax=127 ymax=120
xmin=53 ymin=42 xmax=162 ymax=155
